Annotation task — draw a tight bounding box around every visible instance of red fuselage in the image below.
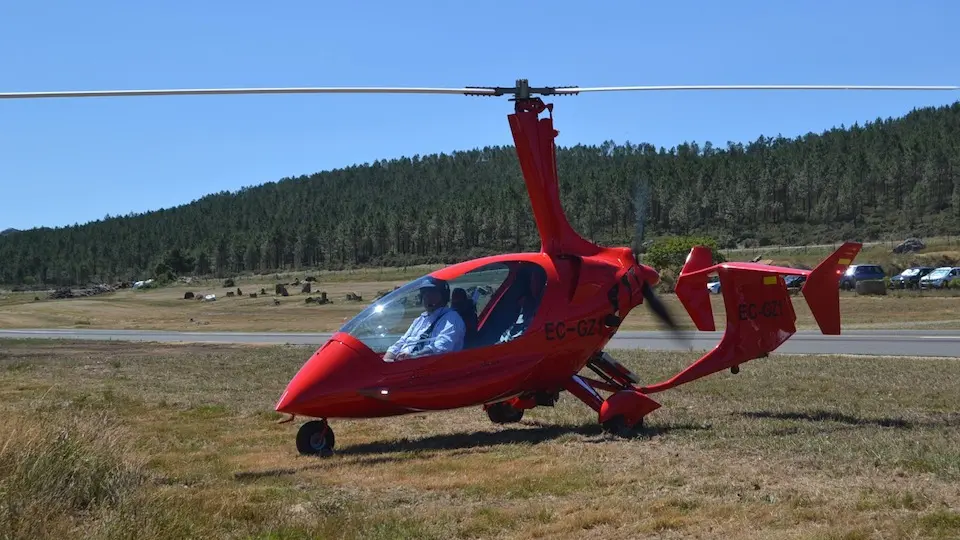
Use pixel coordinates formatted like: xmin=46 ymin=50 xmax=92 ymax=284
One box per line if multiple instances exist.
xmin=275 ymin=95 xmax=660 ymax=422
xmin=274 ymin=249 xmax=658 ymax=419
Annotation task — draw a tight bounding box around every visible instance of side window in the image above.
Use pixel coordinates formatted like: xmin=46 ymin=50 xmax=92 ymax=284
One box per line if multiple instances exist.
xmin=448 ymin=263 xmax=511 ymax=316
xmin=454 ymin=261 xmax=547 ymax=348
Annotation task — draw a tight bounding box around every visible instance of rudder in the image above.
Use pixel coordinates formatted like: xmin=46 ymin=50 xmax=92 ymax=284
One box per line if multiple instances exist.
xmin=802 ymin=242 xmax=862 ymax=335
xmin=674 ymin=245 xmax=718 ymax=331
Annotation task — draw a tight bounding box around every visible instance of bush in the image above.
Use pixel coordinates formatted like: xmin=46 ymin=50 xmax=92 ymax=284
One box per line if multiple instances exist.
xmin=223 ymin=278 xmax=235 ymax=287
xmin=645 ymin=235 xmax=725 ymax=273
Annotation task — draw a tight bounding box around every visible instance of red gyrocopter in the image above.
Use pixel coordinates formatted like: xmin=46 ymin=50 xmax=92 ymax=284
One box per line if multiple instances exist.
xmin=4 ymin=80 xmax=957 ymax=456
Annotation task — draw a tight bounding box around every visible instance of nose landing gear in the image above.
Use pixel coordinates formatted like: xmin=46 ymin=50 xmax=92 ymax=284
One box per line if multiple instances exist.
xmin=296 ymin=419 xmax=336 ymax=457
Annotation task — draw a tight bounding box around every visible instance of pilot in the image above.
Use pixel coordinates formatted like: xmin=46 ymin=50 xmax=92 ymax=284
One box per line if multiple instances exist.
xmin=384 ymin=277 xmax=466 ymax=361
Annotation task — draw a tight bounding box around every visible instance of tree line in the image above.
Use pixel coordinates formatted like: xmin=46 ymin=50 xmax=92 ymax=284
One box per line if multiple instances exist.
xmin=2 ymin=101 xmax=958 ymax=287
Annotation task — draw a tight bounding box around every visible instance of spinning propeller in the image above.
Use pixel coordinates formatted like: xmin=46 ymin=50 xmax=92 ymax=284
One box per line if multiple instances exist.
xmin=629 ymin=175 xmax=682 ymax=336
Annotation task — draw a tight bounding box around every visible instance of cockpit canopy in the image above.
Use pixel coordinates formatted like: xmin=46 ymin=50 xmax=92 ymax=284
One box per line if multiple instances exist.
xmin=339 ymin=260 xmax=547 ymax=358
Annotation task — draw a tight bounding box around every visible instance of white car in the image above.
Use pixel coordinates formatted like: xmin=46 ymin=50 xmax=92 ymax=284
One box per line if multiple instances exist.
xmin=706 ymin=278 xmax=721 ymax=294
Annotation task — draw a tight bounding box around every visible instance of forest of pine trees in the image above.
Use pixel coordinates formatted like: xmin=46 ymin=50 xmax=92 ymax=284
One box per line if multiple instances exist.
xmin=2 ymin=101 xmax=959 ymax=287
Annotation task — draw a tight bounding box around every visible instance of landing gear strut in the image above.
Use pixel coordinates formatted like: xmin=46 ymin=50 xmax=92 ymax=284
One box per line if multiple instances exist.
xmin=564 ymin=351 xmax=662 ymax=437
xmin=296 ymin=419 xmax=335 ymax=457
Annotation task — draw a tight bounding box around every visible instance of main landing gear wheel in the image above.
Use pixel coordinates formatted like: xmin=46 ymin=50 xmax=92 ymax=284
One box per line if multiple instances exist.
xmin=601 ymin=414 xmax=644 ymax=438
xmin=296 ymin=419 xmax=335 ymax=457
xmin=486 ymin=402 xmax=524 ymax=424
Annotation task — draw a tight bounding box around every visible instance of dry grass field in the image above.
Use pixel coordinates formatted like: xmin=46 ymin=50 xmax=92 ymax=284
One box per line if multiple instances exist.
xmin=1 ymin=339 xmax=958 ymax=539
xmin=1 ymin=268 xmax=958 ymax=333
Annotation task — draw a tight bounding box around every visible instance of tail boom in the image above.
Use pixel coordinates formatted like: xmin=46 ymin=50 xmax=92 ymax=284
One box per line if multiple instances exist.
xmin=642 ymin=242 xmax=861 ymax=394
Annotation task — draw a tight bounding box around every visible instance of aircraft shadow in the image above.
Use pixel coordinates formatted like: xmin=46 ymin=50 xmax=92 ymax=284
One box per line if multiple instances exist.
xmin=334 ymin=418 xmax=709 ymax=457
xmin=233 ymin=419 xmax=709 ymax=481
xmin=736 ymin=409 xmax=959 ymax=429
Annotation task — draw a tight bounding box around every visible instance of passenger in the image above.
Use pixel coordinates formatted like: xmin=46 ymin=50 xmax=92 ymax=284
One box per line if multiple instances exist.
xmin=499 ymin=275 xmax=543 ymax=343
xmin=451 ymin=287 xmax=478 ymax=345
xmin=384 ymin=277 xmax=466 ymax=361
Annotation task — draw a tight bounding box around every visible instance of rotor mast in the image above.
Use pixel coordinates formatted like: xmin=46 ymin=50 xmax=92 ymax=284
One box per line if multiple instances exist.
xmin=504 ymin=80 xmax=600 ymax=256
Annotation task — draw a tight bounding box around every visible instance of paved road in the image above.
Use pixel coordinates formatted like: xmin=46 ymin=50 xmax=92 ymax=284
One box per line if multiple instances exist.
xmin=1 ymin=328 xmax=957 ymax=357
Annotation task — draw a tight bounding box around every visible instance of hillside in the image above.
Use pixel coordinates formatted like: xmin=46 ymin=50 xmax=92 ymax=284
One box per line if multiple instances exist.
xmin=2 ymin=101 xmax=959 ymax=286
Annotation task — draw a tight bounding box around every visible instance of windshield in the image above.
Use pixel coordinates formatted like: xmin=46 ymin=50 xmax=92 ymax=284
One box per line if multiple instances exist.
xmin=926 ymin=267 xmax=951 ymax=279
xmin=338 ymin=261 xmax=547 ymax=356
xmin=901 ymin=268 xmax=920 ymax=276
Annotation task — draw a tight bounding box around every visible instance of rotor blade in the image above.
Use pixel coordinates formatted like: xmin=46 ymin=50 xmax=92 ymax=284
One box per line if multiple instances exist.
xmin=560 ymin=84 xmax=960 ymax=94
xmin=0 ymin=86 xmax=498 ymax=100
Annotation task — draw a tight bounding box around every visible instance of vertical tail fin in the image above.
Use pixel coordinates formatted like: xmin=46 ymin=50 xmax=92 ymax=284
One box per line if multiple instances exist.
xmin=801 ymin=242 xmax=862 ymax=335
xmin=674 ymin=245 xmax=718 ymax=331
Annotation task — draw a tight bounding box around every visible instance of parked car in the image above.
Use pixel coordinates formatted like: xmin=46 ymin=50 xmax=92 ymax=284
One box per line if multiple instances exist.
xmin=889 ymin=266 xmax=935 ymax=289
xmin=839 ymin=264 xmax=885 ymax=290
xmin=784 ymin=274 xmax=806 ymax=290
xmin=919 ymin=266 xmax=960 ymax=289
xmin=706 ymin=277 xmax=721 ymax=294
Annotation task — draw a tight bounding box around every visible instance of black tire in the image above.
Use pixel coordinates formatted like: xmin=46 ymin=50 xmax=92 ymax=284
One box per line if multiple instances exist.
xmin=601 ymin=414 xmax=643 ymax=437
xmin=296 ymin=420 xmax=335 ymax=457
xmin=486 ymin=402 xmax=524 ymax=424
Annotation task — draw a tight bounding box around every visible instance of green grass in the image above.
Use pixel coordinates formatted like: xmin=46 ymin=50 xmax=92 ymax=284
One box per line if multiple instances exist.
xmin=0 ymin=339 xmax=958 ymax=538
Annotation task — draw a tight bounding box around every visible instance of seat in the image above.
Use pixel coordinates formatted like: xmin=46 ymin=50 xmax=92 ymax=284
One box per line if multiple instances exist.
xmin=473 ymin=266 xmax=545 ymax=347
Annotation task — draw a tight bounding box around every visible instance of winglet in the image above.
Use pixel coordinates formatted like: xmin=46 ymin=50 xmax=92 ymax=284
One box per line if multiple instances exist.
xmin=801 ymin=242 xmax=862 ymax=335
xmin=674 ymin=245 xmax=717 ymax=331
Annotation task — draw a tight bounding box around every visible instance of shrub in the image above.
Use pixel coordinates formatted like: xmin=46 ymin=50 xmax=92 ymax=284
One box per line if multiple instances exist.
xmin=645 ymin=235 xmax=725 ymax=273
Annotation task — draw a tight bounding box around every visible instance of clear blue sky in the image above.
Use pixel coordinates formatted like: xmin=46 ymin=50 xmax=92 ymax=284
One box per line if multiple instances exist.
xmin=2 ymin=0 xmax=957 ymax=231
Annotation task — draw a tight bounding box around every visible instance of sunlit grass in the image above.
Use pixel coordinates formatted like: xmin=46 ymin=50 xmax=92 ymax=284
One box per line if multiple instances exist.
xmin=0 ymin=339 xmax=957 ymax=538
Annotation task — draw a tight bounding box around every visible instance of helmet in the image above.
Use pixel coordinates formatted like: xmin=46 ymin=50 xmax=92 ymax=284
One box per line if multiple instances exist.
xmin=419 ymin=276 xmax=450 ymax=306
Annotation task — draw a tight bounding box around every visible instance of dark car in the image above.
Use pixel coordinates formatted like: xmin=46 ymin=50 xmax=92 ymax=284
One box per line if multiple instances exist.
xmin=839 ymin=264 xmax=885 ymax=290
xmin=889 ymin=266 xmax=934 ymax=289
xmin=784 ymin=274 xmax=806 ymax=290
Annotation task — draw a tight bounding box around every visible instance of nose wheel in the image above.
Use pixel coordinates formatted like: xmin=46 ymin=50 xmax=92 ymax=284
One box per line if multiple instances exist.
xmin=295 ymin=419 xmax=335 ymax=457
